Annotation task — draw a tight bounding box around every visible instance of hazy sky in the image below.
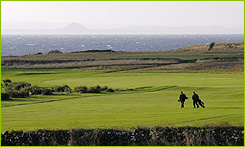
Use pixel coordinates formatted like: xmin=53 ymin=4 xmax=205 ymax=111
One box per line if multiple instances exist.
xmin=1 ymin=1 xmax=244 ymax=29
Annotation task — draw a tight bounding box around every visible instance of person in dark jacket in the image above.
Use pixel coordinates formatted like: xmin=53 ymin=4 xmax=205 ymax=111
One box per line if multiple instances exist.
xmin=179 ymin=91 xmax=188 ymax=108
xmin=192 ymin=91 xmax=199 ymax=108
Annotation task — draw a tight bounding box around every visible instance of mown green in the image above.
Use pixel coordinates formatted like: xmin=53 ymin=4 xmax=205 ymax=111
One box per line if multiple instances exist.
xmin=1 ymin=68 xmax=243 ymax=132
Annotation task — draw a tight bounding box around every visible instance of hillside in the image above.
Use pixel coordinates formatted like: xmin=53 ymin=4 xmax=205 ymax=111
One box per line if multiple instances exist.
xmin=1 ymin=42 xmax=244 ymax=73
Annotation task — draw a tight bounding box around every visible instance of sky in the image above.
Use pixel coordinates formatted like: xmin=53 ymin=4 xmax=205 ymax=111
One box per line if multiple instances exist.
xmin=1 ymin=1 xmax=244 ymax=29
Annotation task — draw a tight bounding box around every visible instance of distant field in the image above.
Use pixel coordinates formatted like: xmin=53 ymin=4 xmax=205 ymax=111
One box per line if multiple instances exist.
xmin=2 ymin=42 xmax=243 ymax=73
xmin=1 ymin=68 xmax=243 ymax=132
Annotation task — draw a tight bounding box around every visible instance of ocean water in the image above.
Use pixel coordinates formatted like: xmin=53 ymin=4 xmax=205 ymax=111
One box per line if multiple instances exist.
xmin=1 ymin=34 xmax=244 ymax=56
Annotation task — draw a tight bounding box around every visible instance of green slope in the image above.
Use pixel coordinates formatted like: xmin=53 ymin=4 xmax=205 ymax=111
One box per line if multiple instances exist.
xmin=1 ymin=69 xmax=243 ymax=132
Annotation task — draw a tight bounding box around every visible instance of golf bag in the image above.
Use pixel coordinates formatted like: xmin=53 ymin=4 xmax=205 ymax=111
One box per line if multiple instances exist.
xmin=198 ymin=99 xmax=205 ymax=108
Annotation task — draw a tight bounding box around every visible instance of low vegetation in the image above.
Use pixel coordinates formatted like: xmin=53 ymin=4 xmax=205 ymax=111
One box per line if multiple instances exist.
xmin=1 ymin=79 xmax=117 ymax=100
xmin=2 ymin=126 xmax=244 ymax=146
xmin=74 ymin=85 xmax=114 ymax=93
xmin=1 ymin=80 xmax=58 ymax=99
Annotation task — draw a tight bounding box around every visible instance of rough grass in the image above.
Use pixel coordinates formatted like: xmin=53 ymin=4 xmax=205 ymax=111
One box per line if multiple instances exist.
xmin=1 ymin=68 xmax=243 ymax=132
xmin=2 ymin=42 xmax=243 ymax=73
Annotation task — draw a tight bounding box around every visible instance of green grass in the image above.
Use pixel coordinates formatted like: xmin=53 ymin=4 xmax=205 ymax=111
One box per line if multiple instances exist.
xmin=1 ymin=68 xmax=244 ymax=132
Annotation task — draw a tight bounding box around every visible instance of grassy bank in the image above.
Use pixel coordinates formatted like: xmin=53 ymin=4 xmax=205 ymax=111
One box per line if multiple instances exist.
xmin=2 ymin=42 xmax=243 ymax=73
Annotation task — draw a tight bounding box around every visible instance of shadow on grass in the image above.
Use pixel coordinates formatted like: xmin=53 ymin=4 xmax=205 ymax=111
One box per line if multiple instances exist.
xmin=17 ymin=72 xmax=56 ymax=76
xmin=174 ymin=114 xmax=242 ymax=125
xmin=2 ymin=98 xmax=30 ymax=102
xmin=209 ymin=107 xmax=243 ymax=110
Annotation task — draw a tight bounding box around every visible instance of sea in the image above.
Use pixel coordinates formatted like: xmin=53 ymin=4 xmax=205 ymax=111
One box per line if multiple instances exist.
xmin=1 ymin=34 xmax=244 ymax=56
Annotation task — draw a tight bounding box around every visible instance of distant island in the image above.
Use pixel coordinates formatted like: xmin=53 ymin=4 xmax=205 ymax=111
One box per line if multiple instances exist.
xmin=2 ymin=22 xmax=244 ymax=34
